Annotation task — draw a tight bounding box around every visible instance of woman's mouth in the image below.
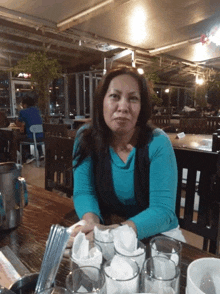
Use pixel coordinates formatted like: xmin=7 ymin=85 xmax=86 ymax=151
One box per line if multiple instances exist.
xmin=114 ymin=117 xmax=129 ymax=121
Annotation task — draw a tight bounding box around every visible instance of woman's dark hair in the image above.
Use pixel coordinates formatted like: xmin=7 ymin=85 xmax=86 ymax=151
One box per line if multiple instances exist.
xmin=73 ymin=66 xmax=153 ymax=167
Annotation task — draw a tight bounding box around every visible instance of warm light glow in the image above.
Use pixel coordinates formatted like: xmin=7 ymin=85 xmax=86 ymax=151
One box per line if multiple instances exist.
xmin=192 ymin=42 xmax=209 ymax=62
xmin=18 ymin=72 xmax=31 ymax=78
xmin=129 ymin=6 xmax=147 ymax=43
xmin=165 ymin=89 xmax=170 ymax=93
xmin=196 ymin=76 xmax=204 ymax=85
xmin=209 ymin=27 xmax=220 ymax=46
xmin=137 ymin=68 xmax=144 ymax=74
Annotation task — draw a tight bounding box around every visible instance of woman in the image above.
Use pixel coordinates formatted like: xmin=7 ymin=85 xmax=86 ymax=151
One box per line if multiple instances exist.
xmin=72 ymin=66 xmax=185 ymax=242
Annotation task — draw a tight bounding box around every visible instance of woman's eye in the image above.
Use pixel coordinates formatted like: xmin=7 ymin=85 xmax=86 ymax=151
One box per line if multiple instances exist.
xmin=109 ymin=93 xmax=119 ymax=99
xmin=129 ymin=96 xmax=140 ymax=102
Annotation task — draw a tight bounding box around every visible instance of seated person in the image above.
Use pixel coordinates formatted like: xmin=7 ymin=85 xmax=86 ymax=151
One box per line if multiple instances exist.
xmin=0 ymin=111 xmax=10 ymax=161
xmin=16 ymin=96 xmax=44 ymax=163
xmin=71 ymin=66 xmax=186 ymax=243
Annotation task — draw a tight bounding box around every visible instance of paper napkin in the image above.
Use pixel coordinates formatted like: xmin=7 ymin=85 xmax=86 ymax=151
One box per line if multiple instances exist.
xmin=71 ymin=232 xmax=102 ymax=268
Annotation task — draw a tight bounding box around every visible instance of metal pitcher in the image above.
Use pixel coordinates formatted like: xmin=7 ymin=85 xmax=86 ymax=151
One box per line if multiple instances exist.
xmin=0 ymin=162 xmax=28 ymax=230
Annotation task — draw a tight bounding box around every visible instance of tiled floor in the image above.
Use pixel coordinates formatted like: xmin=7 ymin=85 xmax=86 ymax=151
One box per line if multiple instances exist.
xmin=21 ymin=160 xmax=204 ymax=250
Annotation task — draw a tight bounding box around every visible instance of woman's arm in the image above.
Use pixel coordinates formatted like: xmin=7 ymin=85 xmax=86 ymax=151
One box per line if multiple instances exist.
xmin=129 ymin=130 xmax=178 ymax=239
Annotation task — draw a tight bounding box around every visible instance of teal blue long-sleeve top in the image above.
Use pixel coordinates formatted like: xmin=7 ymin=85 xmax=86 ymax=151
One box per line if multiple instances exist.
xmin=73 ymin=127 xmax=179 ymax=240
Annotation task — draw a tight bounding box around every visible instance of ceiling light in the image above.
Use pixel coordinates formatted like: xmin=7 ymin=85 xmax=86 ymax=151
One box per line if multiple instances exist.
xmin=137 ymin=68 xmax=144 ymax=74
xmin=196 ymin=76 xmax=204 ymax=85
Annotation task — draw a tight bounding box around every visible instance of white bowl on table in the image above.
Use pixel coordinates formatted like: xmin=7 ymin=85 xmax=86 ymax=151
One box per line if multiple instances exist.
xmin=187 ymin=257 xmax=220 ymax=294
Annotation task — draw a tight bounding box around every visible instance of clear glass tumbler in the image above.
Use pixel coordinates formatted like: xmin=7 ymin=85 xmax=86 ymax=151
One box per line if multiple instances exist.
xmin=114 ymin=240 xmax=146 ymax=271
xmin=94 ymin=236 xmax=114 ymax=261
xmin=142 ymin=256 xmax=180 ymax=294
xmin=39 ymin=287 xmax=69 ymax=294
xmin=103 ymin=256 xmax=140 ymax=294
xmin=66 ymin=266 xmax=106 ymax=294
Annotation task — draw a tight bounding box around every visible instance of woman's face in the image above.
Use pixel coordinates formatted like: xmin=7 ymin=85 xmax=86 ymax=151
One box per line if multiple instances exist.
xmin=103 ymin=74 xmax=141 ymax=136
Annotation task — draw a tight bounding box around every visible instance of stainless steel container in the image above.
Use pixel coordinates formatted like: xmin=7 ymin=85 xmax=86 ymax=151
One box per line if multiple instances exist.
xmin=0 ymin=162 xmax=28 ymax=230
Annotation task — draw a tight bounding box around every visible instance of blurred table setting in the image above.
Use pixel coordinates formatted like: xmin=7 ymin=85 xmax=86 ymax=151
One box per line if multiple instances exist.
xmin=167 ymin=133 xmax=213 ymax=151
xmin=0 ymin=184 xmax=219 ymax=294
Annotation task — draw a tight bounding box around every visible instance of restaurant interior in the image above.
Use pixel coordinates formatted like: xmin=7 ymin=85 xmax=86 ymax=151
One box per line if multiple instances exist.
xmin=1 ymin=1 xmax=220 ymax=293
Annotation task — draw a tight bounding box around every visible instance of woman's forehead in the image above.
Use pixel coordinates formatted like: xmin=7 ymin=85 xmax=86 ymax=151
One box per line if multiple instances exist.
xmin=107 ymin=74 xmax=140 ymax=91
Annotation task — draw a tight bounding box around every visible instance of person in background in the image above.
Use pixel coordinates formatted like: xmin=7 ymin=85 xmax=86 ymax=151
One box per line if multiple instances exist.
xmin=71 ymin=66 xmax=185 ymax=242
xmin=0 ymin=111 xmax=10 ymax=161
xmin=16 ymin=95 xmax=44 ymax=164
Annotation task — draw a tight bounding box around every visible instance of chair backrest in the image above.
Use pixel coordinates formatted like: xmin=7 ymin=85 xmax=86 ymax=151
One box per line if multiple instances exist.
xmin=45 ymin=136 xmax=74 ymax=197
xmin=151 ymin=115 xmax=171 ymax=128
xmin=43 ymin=123 xmax=69 ymax=138
xmin=179 ymin=117 xmax=207 ymax=134
xmin=207 ymin=117 xmax=220 ymax=134
xmin=29 ymin=124 xmax=43 ymax=134
xmin=174 ymin=148 xmax=220 ymax=254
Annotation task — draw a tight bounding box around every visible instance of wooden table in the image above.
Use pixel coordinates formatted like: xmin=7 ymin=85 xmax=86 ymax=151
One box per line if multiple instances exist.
xmin=0 ymin=126 xmax=21 ymax=162
xmin=168 ymin=133 xmax=212 ymax=151
xmin=0 ymin=185 xmax=217 ymax=293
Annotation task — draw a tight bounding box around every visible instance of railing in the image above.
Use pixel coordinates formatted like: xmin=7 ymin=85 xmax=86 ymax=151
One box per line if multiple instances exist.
xmin=151 ymin=115 xmax=171 ymax=128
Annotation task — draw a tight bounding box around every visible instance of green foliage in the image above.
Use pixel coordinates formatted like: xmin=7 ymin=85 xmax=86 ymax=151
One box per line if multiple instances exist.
xmin=12 ymin=51 xmax=62 ymax=116
xmin=145 ymin=72 xmax=160 ymax=84
xmin=151 ymin=92 xmax=163 ymax=106
xmin=193 ymin=79 xmax=220 ymax=108
xmin=144 ymin=71 xmax=162 ymax=105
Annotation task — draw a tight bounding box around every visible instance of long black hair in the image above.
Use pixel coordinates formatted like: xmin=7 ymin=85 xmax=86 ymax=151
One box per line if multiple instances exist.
xmin=73 ymin=66 xmax=154 ymax=167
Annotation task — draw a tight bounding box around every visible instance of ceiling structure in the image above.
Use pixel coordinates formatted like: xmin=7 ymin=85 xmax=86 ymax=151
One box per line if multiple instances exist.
xmin=1 ymin=0 xmax=220 ymax=87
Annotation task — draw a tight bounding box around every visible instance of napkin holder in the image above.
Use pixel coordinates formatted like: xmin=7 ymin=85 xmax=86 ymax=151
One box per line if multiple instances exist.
xmin=176 ymin=132 xmax=185 ymax=139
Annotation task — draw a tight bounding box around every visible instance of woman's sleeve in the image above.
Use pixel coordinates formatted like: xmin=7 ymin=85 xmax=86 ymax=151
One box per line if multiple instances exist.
xmin=129 ymin=130 xmax=178 ymax=240
xmin=72 ymin=130 xmax=102 ymax=220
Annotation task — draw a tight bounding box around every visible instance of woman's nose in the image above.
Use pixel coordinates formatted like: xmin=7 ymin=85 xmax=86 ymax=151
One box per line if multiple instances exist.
xmin=117 ymin=97 xmax=129 ymax=112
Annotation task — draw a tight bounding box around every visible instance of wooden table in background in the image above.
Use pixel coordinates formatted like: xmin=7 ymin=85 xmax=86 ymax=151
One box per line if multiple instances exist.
xmin=0 ymin=126 xmax=21 ymax=162
xmin=168 ymin=133 xmax=212 ymax=151
xmin=0 ymin=185 xmax=217 ymax=293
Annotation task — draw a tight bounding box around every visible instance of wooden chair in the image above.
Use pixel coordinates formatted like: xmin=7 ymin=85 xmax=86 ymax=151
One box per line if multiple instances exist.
xmin=151 ymin=115 xmax=171 ymax=128
xmin=207 ymin=117 xmax=220 ymax=134
xmin=174 ymin=148 xmax=220 ymax=254
xmin=179 ymin=117 xmax=208 ymax=134
xmin=212 ymin=132 xmax=220 ymax=152
xmin=45 ymin=136 xmax=74 ymax=198
xmin=43 ymin=123 xmax=69 ymax=138
xmin=19 ymin=124 xmax=44 ymax=167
